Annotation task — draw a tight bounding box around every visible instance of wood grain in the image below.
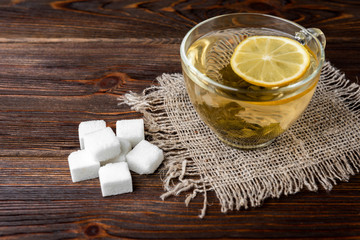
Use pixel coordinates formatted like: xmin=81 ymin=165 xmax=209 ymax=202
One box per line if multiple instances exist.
xmin=0 ymin=0 xmax=359 ymax=239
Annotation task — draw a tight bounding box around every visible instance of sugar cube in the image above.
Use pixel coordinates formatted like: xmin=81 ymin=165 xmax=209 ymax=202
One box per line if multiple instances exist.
xmin=83 ymin=127 xmax=120 ymax=162
xmin=126 ymin=140 xmax=164 ymax=174
xmin=68 ymin=150 xmax=100 ymax=182
xmin=78 ymin=120 xmax=106 ymax=149
xmin=116 ymin=119 xmax=144 ymax=147
xmin=99 ymin=162 xmax=133 ymax=197
xmin=101 ymin=138 xmax=132 ymax=165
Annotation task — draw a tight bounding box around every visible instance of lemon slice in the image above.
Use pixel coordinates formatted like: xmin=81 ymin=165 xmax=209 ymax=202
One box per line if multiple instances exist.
xmin=230 ymin=36 xmax=310 ymax=87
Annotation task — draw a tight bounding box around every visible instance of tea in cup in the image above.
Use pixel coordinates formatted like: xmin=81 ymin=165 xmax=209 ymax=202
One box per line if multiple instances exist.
xmin=180 ymin=13 xmax=326 ymax=149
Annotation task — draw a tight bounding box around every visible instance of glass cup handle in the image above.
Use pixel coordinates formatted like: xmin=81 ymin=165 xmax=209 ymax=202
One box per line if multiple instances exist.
xmin=307 ymin=28 xmax=326 ymax=49
xmin=295 ymin=28 xmax=326 ymax=49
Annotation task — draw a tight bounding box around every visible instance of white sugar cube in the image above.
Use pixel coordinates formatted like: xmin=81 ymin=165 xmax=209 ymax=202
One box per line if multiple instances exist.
xmin=78 ymin=120 xmax=106 ymax=149
xmin=68 ymin=150 xmax=100 ymax=182
xmin=99 ymin=162 xmax=133 ymax=197
xmin=126 ymin=140 xmax=164 ymax=174
xmin=116 ymin=119 xmax=144 ymax=147
xmin=83 ymin=127 xmax=120 ymax=162
xmin=101 ymin=138 xmax=132 ymax=165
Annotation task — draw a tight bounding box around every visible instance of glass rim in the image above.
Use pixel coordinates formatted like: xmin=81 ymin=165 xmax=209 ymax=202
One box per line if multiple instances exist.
xmin=180 ymin=13 xmax=325 ymax=94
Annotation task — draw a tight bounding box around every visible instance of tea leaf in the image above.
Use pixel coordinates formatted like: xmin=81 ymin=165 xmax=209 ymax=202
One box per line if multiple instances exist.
xmin=196 ymin=101 xmax=284 ymax=145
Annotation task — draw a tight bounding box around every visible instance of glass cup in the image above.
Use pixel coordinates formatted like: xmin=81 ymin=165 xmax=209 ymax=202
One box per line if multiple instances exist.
xmin=180 ymin=13 xmax=326 ymax=149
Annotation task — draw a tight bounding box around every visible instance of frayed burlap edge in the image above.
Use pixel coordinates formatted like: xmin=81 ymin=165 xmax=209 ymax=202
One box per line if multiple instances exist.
xmin=118 ymin=81 xmax=212 ymax=218
xmin=118 ymin=62 xmax=360 ymax=218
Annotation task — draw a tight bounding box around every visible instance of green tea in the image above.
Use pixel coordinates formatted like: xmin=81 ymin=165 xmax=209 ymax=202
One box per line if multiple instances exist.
xmin=184 ymin=28 xmax=319 ymax=148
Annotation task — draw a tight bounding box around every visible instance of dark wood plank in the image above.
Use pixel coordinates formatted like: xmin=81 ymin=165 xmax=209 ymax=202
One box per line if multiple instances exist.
xmin=0 ymin=0 xmax=359 ymax=82
xmin=0 ymin=0 xmax=359 ymax=239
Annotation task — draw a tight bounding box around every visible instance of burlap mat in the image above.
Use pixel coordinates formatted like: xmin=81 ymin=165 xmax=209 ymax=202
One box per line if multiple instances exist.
xmin=119 ymin=62 xmax=360 ymax=218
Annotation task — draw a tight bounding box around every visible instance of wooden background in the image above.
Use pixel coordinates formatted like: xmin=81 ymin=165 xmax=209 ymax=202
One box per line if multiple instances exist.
xmin=0 ymin=0 xmax=359 ymax=239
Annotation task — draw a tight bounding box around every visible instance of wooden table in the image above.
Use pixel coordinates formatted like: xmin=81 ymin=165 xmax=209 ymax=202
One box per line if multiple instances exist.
xmin=1 ymin=1 xmax=359 ymax=239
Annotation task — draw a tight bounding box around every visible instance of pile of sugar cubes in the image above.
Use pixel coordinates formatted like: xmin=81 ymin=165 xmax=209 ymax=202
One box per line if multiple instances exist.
xmin=67 ymin=119 xmax=164 ymax=197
